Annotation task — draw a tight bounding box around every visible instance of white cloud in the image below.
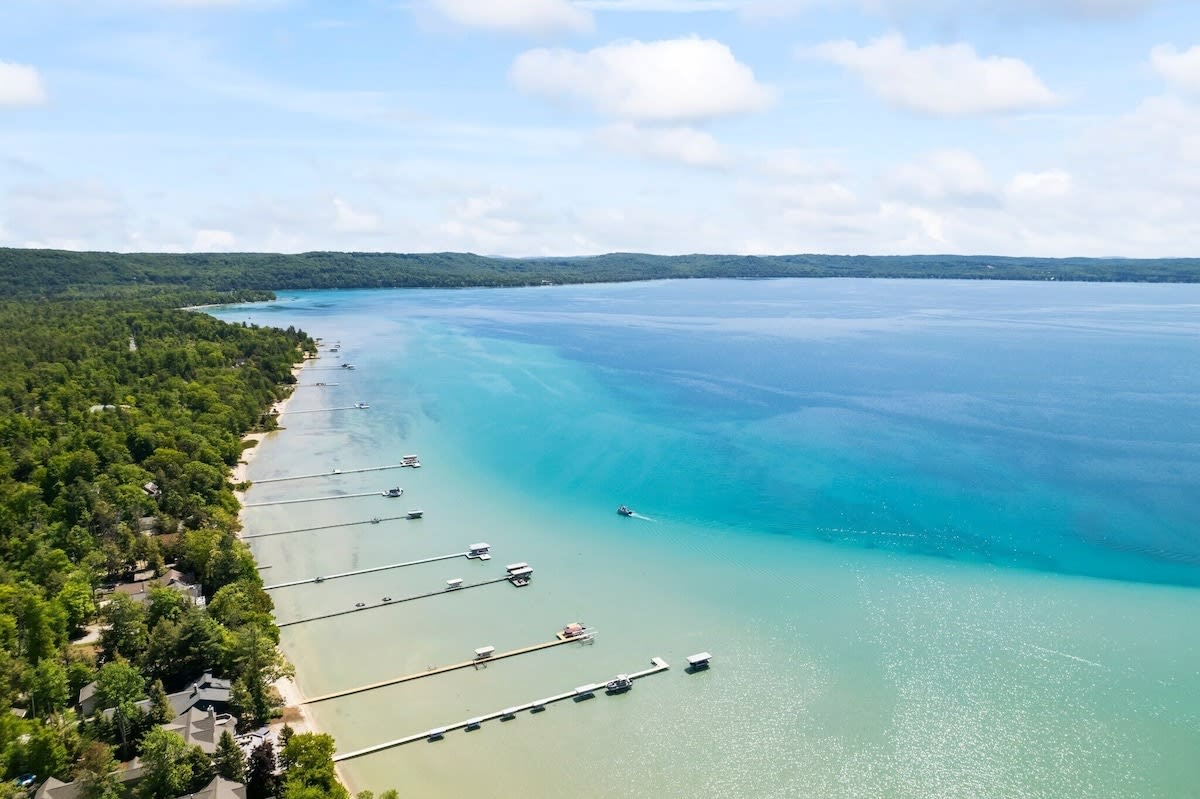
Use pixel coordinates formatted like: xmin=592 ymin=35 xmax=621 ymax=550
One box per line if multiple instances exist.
xmin=597 ymin=122 xmax=728 ymax=167
xmin=747 ymin=0 xmax=1155 ymax=20
xmin=511 ymin=37 xmax=773 ymax=122
xmin=1006 ymin=169 xmax=1073 ymax=198
xmin=577 ymin=0 xmax=739 ymax=9
xmin=0 ymin=61 xmax=48 ymax=107
xmin=1150 ymin=44 xmax=1200 ymax=92
xmin=883 ymin=149 xmax=994 ymax=202
xmin=807 ymin=34 xmax=1058 ymax=115
xmin=332 ymin=197 xmax=382 ymax=233
xmin=429 ymin=0 xmax=593 ymax=35
xmin=191 ymin=228 xmax=237 ymax=250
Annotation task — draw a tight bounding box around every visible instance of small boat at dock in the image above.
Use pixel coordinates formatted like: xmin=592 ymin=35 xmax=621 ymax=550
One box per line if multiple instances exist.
xmin=383 ymin=487 xmax=403 ymax=498
xmin=406 ymin=509 xmax=424 ymax=519
xmin=605 ymin=674 xmax=633 ymax=693
xmin=354 ymin=402 xmax=370 ymax=409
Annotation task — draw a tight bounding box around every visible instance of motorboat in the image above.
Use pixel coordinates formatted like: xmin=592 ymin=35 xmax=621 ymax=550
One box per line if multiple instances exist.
xmin=605 ymin=674 xmax=633 ymax=693
xmin=383 ymin=487 xmax=403 ymax=498
xmin=617 ymin=505 xmax=634 ymax=516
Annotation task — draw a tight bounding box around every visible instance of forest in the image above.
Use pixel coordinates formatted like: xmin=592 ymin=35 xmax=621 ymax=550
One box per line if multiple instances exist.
xmin=2 ymin=247 xmax=1199 ymax=300
xmin=0 ymin=290 xmax=376 ymax=798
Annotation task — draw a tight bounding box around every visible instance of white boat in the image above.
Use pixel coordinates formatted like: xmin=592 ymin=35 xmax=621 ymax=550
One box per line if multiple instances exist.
xmin=605 ymin=674 xmax=633 ymax=693
xmin=406 ymin=509 xmax=424 ymax=519
xmin=354 ymin=402 xmax=369 ymax=409
xmin=617 ymin=505 xmax=634 ymax=517
xmin=383 ymin=487 xmax=403 ymax=498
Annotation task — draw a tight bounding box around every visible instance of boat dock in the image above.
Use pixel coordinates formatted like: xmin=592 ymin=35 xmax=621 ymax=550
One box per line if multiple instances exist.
xmin=244 ymin=490 xmax=394 ymax=508
xmin=277 ymin=575 xmax=513 ymax=628
xmin=276 ymin=405 xmax=364 ymax=415
xmin=264 ymin=551 xmax=469 ymax=590
xmin=252 ymin=463 xmax=411 ymax=485
xmin=241 ymin=515 xmax=410 ymax=540
xmin=303 ymin=634 xmax=593 ymax=704
xmin=331 ymin=657 xmax=670 ymax=762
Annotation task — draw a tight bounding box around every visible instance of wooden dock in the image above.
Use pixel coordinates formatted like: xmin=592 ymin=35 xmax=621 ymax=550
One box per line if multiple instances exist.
xmin=264 ymin=551 xmax=467 ymax=590
xmin=244 ymin=490 xmax=394 ymax=508
xmin=331 ymin=657 xmax=670 ymax=762
xmin=252 ymin=463 xmax=410 ymax=485
xmin=303 ymin=634 xmax=593 ymax=704
xmin=241 ymin=515 xmax=410 ymax=540
xmin=277 ymin=576 xmax=512 ymax=628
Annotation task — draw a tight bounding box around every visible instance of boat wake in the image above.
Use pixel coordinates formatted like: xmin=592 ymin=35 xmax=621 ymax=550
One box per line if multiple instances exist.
xmin=629 ymin=513 xmax=655 ymax=522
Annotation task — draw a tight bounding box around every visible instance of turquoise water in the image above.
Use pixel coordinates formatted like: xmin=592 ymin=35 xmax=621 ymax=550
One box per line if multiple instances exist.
xmin=212 ymin=280 xmax=1200 ymax=797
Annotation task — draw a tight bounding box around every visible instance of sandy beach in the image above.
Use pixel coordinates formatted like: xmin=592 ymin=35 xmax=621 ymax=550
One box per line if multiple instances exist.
xmin=229 ymin=356 xmax=328 ymax=770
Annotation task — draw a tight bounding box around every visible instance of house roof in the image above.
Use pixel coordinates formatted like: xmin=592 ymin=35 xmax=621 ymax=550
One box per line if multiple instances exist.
xmin=34 ymin=778 xmax=82 ymax=799
xmin=180 ymin=776 xmax=247 ymax=799
xmin=99 ymin=671 xmax=231 ymax=720
xmin=163 ymin=707 xmax=238 ymax=754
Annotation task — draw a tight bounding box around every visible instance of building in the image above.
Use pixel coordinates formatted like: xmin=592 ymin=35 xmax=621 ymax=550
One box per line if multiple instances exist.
xmin=35 ymin=776 xmax=245 ymax=799
xmin=162 ymin=707 xmax=239 ymax=755
xmin=111 ymin=568 xmax=204 ymax=606
xmin=88 ymin=672 xmax=232 ymax=723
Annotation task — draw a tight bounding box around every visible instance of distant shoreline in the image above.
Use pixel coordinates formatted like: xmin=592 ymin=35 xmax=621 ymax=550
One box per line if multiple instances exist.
xmin=5 ymin=247 xmax=1200 ymax=301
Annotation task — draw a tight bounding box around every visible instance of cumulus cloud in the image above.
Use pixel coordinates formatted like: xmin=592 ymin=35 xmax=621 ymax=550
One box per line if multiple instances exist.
xmin=511 ymin=37 xmax=773 ymax=122
xmin=807 ymin=35 xmax=1057 ymax=116
xmin=0 ymin=61 xmax=48 ymax=107
xmin=597 ymin=122 xmax=728 ymax=167
xmin=883 ymin=149 xmax=994 ymax=202
xmin=1150 ymin=44 xmax=1200 ymax=92
xmin=429 ymin=0 xmax=593 ymax=35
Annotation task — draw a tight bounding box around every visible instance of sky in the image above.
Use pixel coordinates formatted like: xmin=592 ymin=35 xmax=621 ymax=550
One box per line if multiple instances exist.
xmin=1 ymin=0 xmax=1199 ymax=257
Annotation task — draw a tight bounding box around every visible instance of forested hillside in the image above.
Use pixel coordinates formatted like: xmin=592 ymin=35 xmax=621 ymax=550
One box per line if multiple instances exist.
xmin=0 ymin=292 xmax=317 ymax=796
xmin=2 ymin=248 xmax=1198 ymax=299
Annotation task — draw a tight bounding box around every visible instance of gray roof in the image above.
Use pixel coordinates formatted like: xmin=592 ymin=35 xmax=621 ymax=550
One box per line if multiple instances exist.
xmin=180 ymin=776 xmax=247 ymax=799
xmin=99 ymin=671 xmax=232 ymax=721
xmin=34 ymin=778 xmax=81 ymax=799
xmin=163 ymin=707 xmax=238 ymax=755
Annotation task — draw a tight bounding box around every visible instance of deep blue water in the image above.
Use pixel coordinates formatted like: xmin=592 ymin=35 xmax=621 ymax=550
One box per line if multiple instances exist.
xmin=239 ymin=279 xmax=1200 ymax=587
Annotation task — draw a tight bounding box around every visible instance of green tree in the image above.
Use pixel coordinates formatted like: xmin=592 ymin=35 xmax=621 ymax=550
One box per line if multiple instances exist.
xmin=74 ymin=742 xmax=123 ymax=799
xmin=380 ymin=791 xmax=399 ymax=799
xmin=29 ymin=658 xmax=70 ymax=717
xmin=228 ymin=625 xmax=292 ymax=728
xmin=99 ymin=593 xmax=149 ymax=663
xmin=213 ymin=729 xmax=246 ymax=783
xmin=94 ymin=659 xmax=146 ymax=759
xmin=147 ymin=679 xmax=174 ymax=724
xmin=278 ymin=733 xmax=348 ymax=799
xmin=93 ymin=659 xmax=146 ymax=711
xmin=136 ymin=727 xmax=207 ymax=799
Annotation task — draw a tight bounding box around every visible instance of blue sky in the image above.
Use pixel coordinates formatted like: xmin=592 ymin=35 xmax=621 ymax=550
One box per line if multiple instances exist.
xmin=1 ymin=0 xmax=1198 ymax=256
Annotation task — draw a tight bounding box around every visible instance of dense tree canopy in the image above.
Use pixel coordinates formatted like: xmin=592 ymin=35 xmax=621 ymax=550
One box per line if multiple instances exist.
xmin=1 ymin=247 xmax=1198 ymax=301
xmin=0 ymin=290 xmax=314 ymax=788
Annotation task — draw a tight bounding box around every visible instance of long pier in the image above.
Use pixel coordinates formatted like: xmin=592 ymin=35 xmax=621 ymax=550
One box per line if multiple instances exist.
xmin=303 ymin=635 xmax=591 ymax=704
xmin=244 ymin=491 xmax=396 ymax=508
xmin=276 ymin=406 xmax=363 ymax=415
xmin=332 ymin=657 xmax=670 ymax=762
xmin=264 ymin=552 xmax=466 ymax=590
xmin=277 ymin=576 xmax=511 ymax=628
xmin=253 ymin=464 xmax=408 ymax=485
xmin=242 ymin=516 xmax=410 ymax=540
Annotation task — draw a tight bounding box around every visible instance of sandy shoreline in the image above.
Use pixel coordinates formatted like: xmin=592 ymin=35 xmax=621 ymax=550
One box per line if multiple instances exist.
xmin=230 ymin=355 xmax=341 ymax=780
